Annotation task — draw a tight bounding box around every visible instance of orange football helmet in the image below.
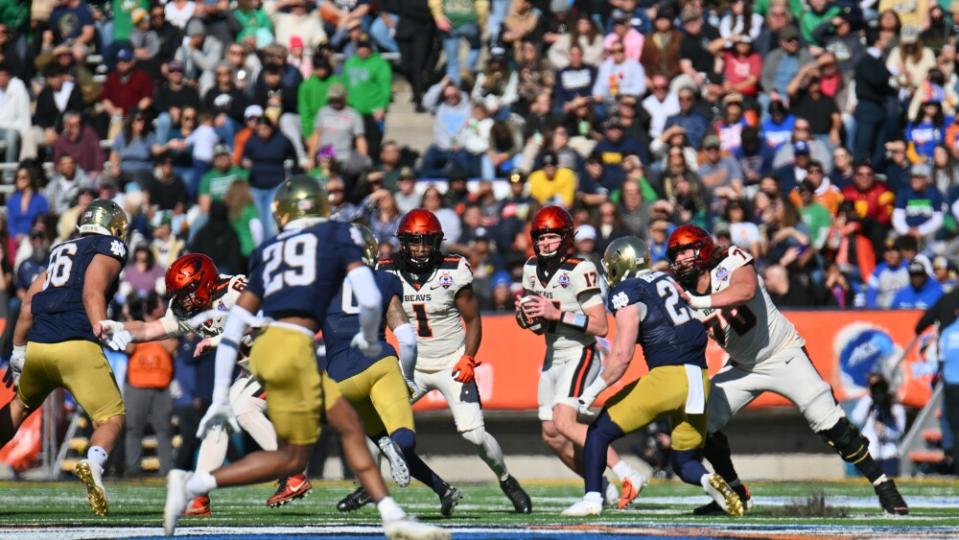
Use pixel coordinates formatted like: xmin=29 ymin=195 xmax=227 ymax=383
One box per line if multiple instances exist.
xmin=666 ymin=224 xmax=716 ymax=286
xmin=396 ymin=208 xmax=444 ymax=272
xmin=530 ymin=205 xmax=574 ymax=259
xmin=166 ymin=253 xmax=219 ymax=313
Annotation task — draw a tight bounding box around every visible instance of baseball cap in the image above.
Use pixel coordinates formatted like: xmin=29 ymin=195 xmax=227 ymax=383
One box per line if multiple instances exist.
xmin=779 ymin=25 xmax=800 ymax=42
xmin=722 ymin=92 xmax=744 ymax=107
xmin=398 ymin=166 xmax=415 ymax=179
xmin=908 ymin=260 xmax=927 ymax=275
xmin=794 ymin=140 xmax=811 ymax=156
xmin=244 ymin=104 xmax=263 ymax=119
xmin=356 ymin=33 xmax=373 ymax=49
xmin=681 ymin=6 xmax=702 ymax=23
xmin=131 ymin=7 xmax=149 ymax=25
xmin=702 ymin=134 xmax=721 ymax=149
xmin=492 ymin=271 xmax=512 ymax=289
xmin=167 ymin=60 xmax=184 ymax=72
xmin=934 ymin=255 xmax=950 ymax=270
xmin=289 ymin=35 xmax=304 ymax=49
xmin=541 ymin=151 xmax=558 ymax=167
xmin=575 ymin=224 xmax=597 ymax=242
xmin=213 ymin=144 xmax=230 ymax=157
xmin=116 ymin=47 xmax=134 ymax=62
xmin=186 ymin=18 xmax=205 ymax=37
xmin=611 ymin=9 xmax=630 ymax=23
xmin=327 ymin=82 xmax=347 ymax=100
xmin=911 ymin=163 xmax=931 ymax=177
xmin=508 ymin=169 xmax=526 ymax=184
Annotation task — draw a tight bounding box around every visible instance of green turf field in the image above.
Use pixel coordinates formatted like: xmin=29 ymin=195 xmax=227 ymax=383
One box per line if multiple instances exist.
xmin=0 ymin=478 xmax=958 ymax=538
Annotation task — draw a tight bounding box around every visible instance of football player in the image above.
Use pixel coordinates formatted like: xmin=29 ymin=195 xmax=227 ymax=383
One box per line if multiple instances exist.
xmin=162 ymin=176 xmax=447 ymax=540
xmin=666 ymin=224 xmax=909 ymax=516
xmin=0 ymin=200 xmax=129 ymax=516
xmin=326 ymin=225 xmax=458 ymax=514
xmin=98 ymin=253 xmax=311 ymax=515
xmin=517 ymin=206 xmax=645 ymax=509
xmin=378 ymin=208 xmax=531 ymax=515
xmin=562 ymin=237 xmax=742 ymax=516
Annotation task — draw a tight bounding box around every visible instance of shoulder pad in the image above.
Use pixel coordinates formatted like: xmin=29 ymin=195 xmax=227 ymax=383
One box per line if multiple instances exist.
xmin=524 ymin=256 xmax=537 ymax=268
xmin=560 ymin=257 xmax=585 ymax=271
xmin=377 ymin=258 xmax=395 ymax=271
xmin=440 ymin=254 xmax=465 ymax=270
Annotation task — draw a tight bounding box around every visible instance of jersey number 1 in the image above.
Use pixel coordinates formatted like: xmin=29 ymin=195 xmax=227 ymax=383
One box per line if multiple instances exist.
xmin=411 ymin=303 xmax=432 ymax=337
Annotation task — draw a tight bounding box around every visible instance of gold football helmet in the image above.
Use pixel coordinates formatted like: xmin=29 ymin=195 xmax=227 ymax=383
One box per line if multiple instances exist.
xmin=272 ymin=175 xmax=330 ymax=230
xmin=602 ymin=236 xmax=651 ymax=287
xmin=353 ymin=224 xmax=379 ymax=267
xmin=77 ymin=199 xmax=129 ymax=238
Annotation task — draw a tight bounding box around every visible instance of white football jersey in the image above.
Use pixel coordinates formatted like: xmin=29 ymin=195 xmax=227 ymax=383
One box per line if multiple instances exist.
xmin=522 ymin=256 xmax=604 ymax=364
xmin=382 ymin=255 xmax=473 ymax=370
xmin=689 ymin=247 xmax=802 ymax=365
xmin=160 ymin=274 xmax=247 ymax=338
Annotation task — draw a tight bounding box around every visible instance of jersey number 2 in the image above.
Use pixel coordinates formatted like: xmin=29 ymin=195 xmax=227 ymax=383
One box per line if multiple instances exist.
xmin=261 ymin=234 xmax=317 ymax=297
xmin=655 ymin=279 xmax=692 ymax=326
xmin=44 ymin=243 xmax=78 ymax=289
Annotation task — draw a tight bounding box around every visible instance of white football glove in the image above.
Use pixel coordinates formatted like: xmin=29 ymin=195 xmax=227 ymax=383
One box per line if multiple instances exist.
xmin=98 ymin=320 xmax=126 ymax=335
xmin=196 ymin=400 xmax=240 ymax=438
xmin=6 ymin=345 xmax=25 ymax=388
xmin=577 ymin=392 xmax=598 ymax=417
xmin=406 ymin=378 xmax=424 ymax=402
xmin=350 ymin=331 xmax=382 ymax=358
xmin=106 ymin=330 xmax=133 ymax=351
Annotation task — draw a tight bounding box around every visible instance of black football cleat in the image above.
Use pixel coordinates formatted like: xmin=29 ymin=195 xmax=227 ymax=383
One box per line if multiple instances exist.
xmin=439 ymin=485 xmax=463 ymax=517
xmin=875 ymin=479 xmax=909 ymax=515
xmin=500 ymin=475 xmax=532 ymax=513
xmin=336 ymin=485 xmax=372 ymax=512
xmin=693 ymin=483 xmax=751 ymax=515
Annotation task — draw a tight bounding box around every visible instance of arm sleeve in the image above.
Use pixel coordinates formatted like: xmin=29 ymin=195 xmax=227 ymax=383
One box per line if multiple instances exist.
xmin=393 ymin=323 xmax=416 ymax=379
xmin=347 ymin=265 xmax=382 ymax=341
xmin=212 ymin=304 xmax=260 ymax=402
xmin=891 ymin=208 xmax=909 ymax=235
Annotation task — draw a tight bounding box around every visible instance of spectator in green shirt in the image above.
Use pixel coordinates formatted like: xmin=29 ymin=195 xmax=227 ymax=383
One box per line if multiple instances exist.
xmin=198 ymin=144 xmax=250 ymax=214
xmin=223 ymin=178 xmax=263 ymax=261
xmin=298 ymin=55 xmax=345 ymax=139
xmin=344 ymin=33 xmax=391 ymax=156
xmin=797 ymin=179 xmax=832 ymax=250
xmin=235 ymin=0 xmax=274 ymax=48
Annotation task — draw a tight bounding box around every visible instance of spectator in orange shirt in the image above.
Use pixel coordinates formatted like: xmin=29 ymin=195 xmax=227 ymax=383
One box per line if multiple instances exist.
xmin=788 ymin=160 xmax=843 ymax=215
xmin=232 ymin=105 xmax=263 ymax=166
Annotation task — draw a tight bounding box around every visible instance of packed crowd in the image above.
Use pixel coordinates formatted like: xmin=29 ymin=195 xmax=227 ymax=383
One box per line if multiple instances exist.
xmin=0 ymin=0 xmax=957 ymax=326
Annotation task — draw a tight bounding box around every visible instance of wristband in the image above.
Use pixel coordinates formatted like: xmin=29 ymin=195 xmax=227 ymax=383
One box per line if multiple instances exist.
xmin=560 ymin=311 xmax=589 ymax=333
xmin=686 ymin=294 xmax=713 ymax=309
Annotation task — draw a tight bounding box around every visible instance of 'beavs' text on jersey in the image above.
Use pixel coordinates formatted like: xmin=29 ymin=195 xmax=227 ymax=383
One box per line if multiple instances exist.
xmin=380 ymin=254 xmax=471 ymax=370
xmin=246 ymin=221 xmax=363 ymax=323
xmin=522 ymin=256 xmax=603 ymax=364
xmin=607 ymin=272 xmax=707 ymax=369
xmin=29 ymin=235 xmax=129 ymax=344
xmin=689 ymin=247 xmax=803 ymax=365
xmin=322 ymin=269 xmax=401 ymax=381
xmin=160 ymin=274 xmax=247 ymax=338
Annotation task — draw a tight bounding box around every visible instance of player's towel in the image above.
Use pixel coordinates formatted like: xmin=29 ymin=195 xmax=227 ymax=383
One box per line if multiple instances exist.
xmin=684 ymin=364 xmax=705 ymax=415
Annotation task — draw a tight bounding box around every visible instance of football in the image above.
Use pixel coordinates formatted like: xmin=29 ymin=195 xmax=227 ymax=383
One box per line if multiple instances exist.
xmin=518 ymin=295 xmax=546 ymax=335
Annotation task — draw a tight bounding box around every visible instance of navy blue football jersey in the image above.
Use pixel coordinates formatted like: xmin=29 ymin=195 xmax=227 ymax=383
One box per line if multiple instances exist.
xmin=29 ymin=235 xmax=129 ymax=344
xmin=321 ymin=269 xmax=401 ymax=381
xmin=246 ymin=221 xmax=363 ymax=323
xmin=607 ymin=271 xmax=707 ymax=369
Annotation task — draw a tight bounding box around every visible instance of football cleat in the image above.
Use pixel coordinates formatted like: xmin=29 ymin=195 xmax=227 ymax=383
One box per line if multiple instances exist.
xmin=499 ymin=475 xmax=532 ymax=513
xmin=701 ymin=473 xmax=745 ymax=517
xmin=183 ymin=495 xmax=212 ymax=516
xmin=562 ymin=493 xmax=603 ymax=516
xmin=378 ymin=436 xmax=411 ymax=487
xmin=693 ymin=483 xmax=751 ymax=515
xmin=875 ymin=478 xmax=909 ymax=515
xmin=163 ymin=469 xmax=193 ymax=536
xmin=267 ymin=474 xmax=313 ymax=507
xmin=74 ymin=460 xmax=108 ymax=516
xmin=439 ymin=485 xmax=463 ymax=517
xmin=384 ymin=516 xmax=451 ymax=539
xmin=337 ymin=485 xmax=373 ymax=512
xmin=617 ymin=472 xmax=648 ymax=509
xmin=602 ymin=477 xmax=619 ymax=507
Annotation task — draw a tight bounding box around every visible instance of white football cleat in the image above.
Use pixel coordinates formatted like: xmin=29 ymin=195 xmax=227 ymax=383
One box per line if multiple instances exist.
xmin=562 ymin=493 xmax=603 ymax=516
xmin=701 ymin=473 xmax=745 ymax=517
xmin=164 ymin=469 xmax=193 ymax=536
xmin=378 ymin=436 xmax=411 ymax=487
xmin=383 ymin=516 xmax=451 ymax=539
xmin=617 ymin=472 xmax=648 ymax=509
xmin=74 ymin=459 xmax=108 ymax=516
xmin=603 ymin=478 xmax=619 ymax=507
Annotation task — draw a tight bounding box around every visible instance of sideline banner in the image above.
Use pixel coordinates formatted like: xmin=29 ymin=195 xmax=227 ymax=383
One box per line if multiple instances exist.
xmin=405 ymin=310 xmax=934 ymax=412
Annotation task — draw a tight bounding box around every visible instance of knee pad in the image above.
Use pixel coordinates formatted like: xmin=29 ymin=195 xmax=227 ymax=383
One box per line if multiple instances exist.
xmin=461 ymin=426 xmax=487 ymax=446
xmin=818 ymin=417 xmax=870 ymax=464
xmin=391 ymin=427 xmax=417 ymax=453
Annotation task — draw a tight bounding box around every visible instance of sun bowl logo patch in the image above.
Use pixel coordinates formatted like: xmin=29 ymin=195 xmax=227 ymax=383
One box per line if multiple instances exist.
xmin=558 ymin=273 xmax=570 ymax=288
xmin=716 ymin=267 xmax=729 ymax=281
xmin=438 ymin=272 xmax=453 ymax=289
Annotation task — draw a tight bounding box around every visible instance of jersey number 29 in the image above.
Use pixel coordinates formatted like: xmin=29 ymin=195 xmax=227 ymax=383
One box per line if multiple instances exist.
xmin=261 ymin=234 xmax=317 ymax=297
